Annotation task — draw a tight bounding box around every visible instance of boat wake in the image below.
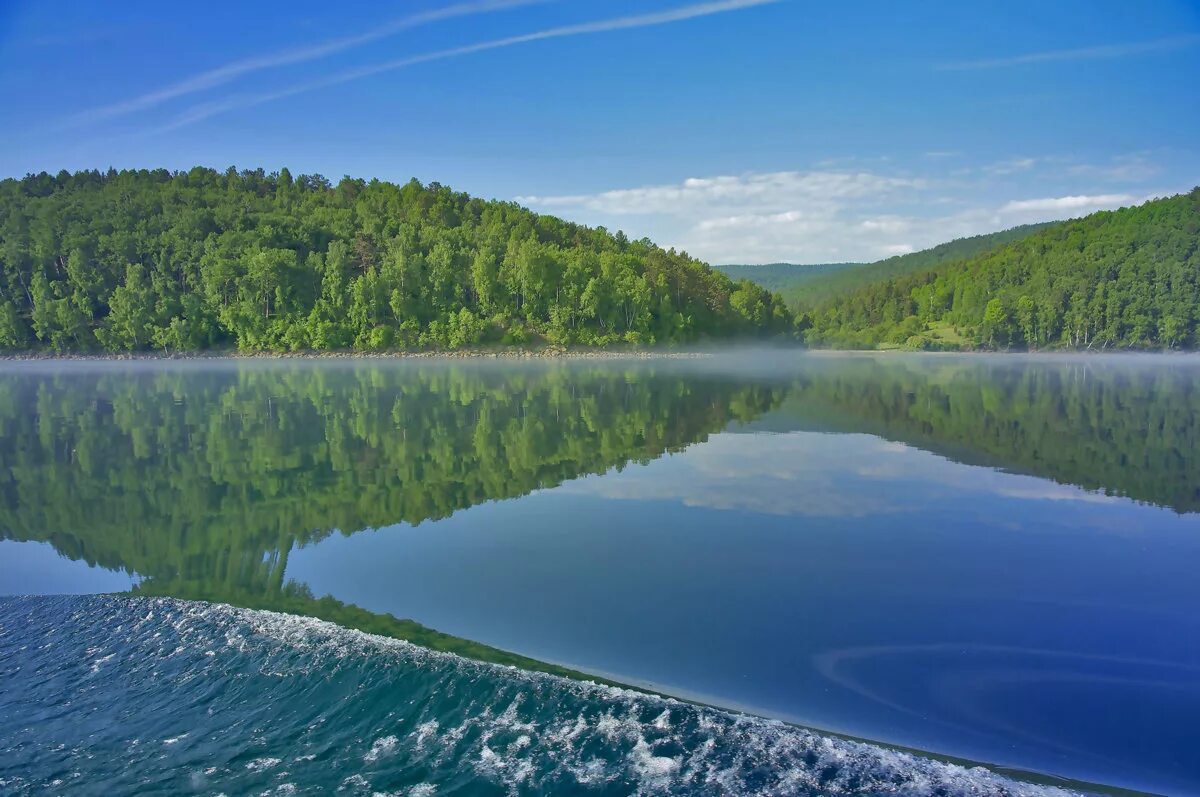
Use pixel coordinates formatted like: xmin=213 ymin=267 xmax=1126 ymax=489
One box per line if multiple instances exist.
xmin=0 ymin=596 xmax=1083 ymax=796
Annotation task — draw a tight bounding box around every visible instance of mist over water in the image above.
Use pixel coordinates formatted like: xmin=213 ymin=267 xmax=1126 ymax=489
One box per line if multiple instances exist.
xmin=2 ymin=351 xmax=1199 ymax=795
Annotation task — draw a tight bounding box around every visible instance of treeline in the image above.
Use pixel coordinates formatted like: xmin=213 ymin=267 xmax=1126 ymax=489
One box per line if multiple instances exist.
xmin=802 ymin=189 xmax=1200 ymax=349
xmin=0 ymin=168 xmax=793 ymax=352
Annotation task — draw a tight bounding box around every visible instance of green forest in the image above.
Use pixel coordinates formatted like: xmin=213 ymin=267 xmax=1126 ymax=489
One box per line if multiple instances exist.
xmin=3 ymin=169 xmax=1198 ymax=354
xmin=802 ymin=189 xmax=1200 ymax=350
xmin=0 ymin=168 xmax=792 ymax=353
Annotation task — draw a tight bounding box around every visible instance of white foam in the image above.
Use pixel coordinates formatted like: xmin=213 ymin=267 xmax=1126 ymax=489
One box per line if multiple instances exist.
xmin=363 ymin=735 xmax=399 ymax=763
xmin=108 ymin=598 xmax=1087 ymax=797
xmin=259 ymin=785 xmax=296 ymax=796
xmin=89 ymin=652 xmax=115 ymax=673
xmin=630 ymin=735 xmax=681 ymax=785
xmin=245 ymin=756 xmax=282 ymax=773
xmin=413 ymin=720 xmax=439 ymax=749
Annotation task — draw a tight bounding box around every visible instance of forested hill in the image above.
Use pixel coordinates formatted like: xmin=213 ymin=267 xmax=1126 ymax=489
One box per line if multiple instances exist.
xmin=783 ymin=222 xmax=1057 ymax=309
xmin=0 ymin=168 xmax=792 ymax=353
xmin=803 ymin=189 xmax=1200 ymax=350
xmin=712 ymin=225 xmax=1054 ymax=310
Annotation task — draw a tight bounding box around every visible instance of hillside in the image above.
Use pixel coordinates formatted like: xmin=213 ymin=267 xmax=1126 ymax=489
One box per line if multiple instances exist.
xmin=713 ymin=224 xmax=1056 ymax=310
xmin=803 ymin=189 xmax=1200 ymax=350
xmin=0 ymin=168 xmax=793 ymax=353
xmin=783 ymin=222 xmax=1058 ymax=308
xmin=713 ymin=262 xmax=862 ymax=294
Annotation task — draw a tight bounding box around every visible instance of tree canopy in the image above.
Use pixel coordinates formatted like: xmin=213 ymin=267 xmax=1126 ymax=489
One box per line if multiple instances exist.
xmin=0 ymin=168 xmax=793 ymax=353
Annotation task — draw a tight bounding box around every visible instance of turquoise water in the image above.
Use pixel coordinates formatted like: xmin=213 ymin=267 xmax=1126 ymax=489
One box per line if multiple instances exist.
xmin=2 ymin=353 xmax=1199 ymax=795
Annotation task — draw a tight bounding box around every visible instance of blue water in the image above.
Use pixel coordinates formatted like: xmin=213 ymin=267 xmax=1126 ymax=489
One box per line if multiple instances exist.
xmin=2 ymin=353 xmax=1199 ymax=795
xmin=0 ymin=595 xmax=1081 ymax=797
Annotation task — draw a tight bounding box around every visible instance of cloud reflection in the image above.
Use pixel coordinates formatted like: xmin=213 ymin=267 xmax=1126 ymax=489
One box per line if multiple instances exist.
xmin=562 ymin=430 xmax=1124 ymax=520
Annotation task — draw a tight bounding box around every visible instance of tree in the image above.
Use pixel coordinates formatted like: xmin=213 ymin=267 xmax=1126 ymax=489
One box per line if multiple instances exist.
xmin=0 ymin=300 xmax=27 ymax=348
xmin=96 ymin=264 xmax=155 ymax=350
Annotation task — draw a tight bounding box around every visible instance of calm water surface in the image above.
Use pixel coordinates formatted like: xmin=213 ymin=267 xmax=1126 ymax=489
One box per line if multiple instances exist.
xmin=2 ymin=352 xmax=1198 ymax=796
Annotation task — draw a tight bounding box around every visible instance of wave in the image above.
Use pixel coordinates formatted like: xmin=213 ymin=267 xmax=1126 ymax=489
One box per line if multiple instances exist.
xmin=0 ymin=595 xmax=1085 ymax=796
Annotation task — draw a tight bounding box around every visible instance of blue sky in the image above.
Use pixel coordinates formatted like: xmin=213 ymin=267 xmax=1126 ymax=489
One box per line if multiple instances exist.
xmin=0 ymin=0 xmax=1197 ymax=263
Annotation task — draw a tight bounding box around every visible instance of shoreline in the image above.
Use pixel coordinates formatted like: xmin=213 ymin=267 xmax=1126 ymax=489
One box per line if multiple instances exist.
xmin=0 ymin=345 xmax=1196 ymax=362
xmin=0 ymin=346 xmax=718 ymax=362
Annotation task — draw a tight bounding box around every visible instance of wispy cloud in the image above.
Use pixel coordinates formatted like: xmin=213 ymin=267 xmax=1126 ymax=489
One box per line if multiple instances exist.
xmin=518 ymin=170 xmax=921 ymax=215
xmin=999 ymin=194 xmax=1136 ymax=214
xmin=74 ymin=0 xmax=544 ymax=126
xmin=156 ymin=0 xmax=782 ymax=133
xmin=983 ymin=156 xmax=1038 ymax=176
xmin=1066 ymin=153 xmax=1162 ymax=183
xmin=939 ymin=33 xmax=1200 ymax=70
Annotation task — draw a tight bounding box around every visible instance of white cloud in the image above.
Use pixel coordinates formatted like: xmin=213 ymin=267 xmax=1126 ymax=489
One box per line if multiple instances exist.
xmin=999 ymin=194 xmax=1136 ymax=214
xmin=515 ymin=157 xmax=1183 ymax=264
xmin=519 ymin=170 xmax=919 ymax=216
xmin=859 ymin=216 xmax=911 ymax=234
xmin=519 ymin=169 xmax=932 ymax=263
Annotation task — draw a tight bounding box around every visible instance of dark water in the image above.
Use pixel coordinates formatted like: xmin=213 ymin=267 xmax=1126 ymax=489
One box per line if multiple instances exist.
xmin=2 ymin=353 xmax=1199 ymax=796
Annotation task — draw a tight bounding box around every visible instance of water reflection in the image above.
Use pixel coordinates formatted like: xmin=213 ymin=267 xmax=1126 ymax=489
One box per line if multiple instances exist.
xmin=3 ymin=354 xmax=1200 ymax=604
xmin=0 ymin=360 xmax=783 ymax=672
xmin=3 ymin=355 xmax=1200 ymax=792
xmin=758 ymin=354 xmax=1200 ymax=513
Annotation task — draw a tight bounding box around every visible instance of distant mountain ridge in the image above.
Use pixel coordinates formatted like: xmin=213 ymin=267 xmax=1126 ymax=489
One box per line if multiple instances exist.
xmin=717 ymin=223 xmax=1058 ymax=309
xmin=713 ymin=262 xmax=862 ymax=294
xmin=786 ymin=222 xmax=1059 ymax=308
